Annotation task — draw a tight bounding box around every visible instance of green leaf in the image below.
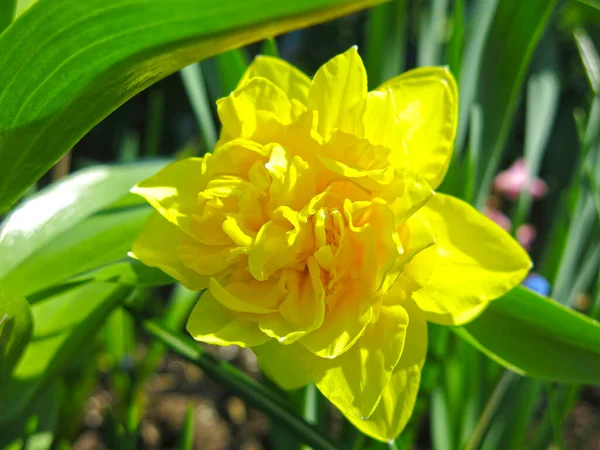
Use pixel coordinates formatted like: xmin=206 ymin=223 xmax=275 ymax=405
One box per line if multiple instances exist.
xmin=0 ymin=161 xmax=168 ymax=280
xmin=0 ymin=292 xmax=33 ymax=385
xmin=69 ymin=258 xmax=175 ymax=288
xmin=454 ymin=286 xmax=600 ymax=384
xmin=0 ymin=206 xmax=153 ymax=297
xmin=0 ymin=0 xmax=385 ymax=214
xmin=475 ymin=0 xmax=558 ymax=208
xmin=0 ymin=282 xmax=132 ymax=424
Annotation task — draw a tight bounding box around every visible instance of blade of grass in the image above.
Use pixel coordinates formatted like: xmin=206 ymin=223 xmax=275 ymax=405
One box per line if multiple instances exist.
xmin=574 ymin=27 xmax=600 ymax=94
xmin=465 ymin=372 xmax=517 ymax=450
xmin=119 ymin=130 xmax=140 ymax=163
xmin=552 ymin=190 xmax=598 ymax=303
xmin=179 ymin=404 xmax=195 ymax=450
xmin=261 ymin=38 xmax=280 ymax=57
xmin=216 ymin=49 xmax=249 ymax=96
xmin=417 ymin=0 xmax=449 ymax=67
xmin=512 ymin=32 xmax=560 ymax=230
xmin=567 ymin=242 xmax=600 ymax=308
xmin=455 ymin=0 xmax=499 ymax=154
xmin=128 ymin=311 xmax=347 ymax=450
xmin=180 ymin=63 xmax=218 ymax=153
xmin=462 ymin=104 xmax=483 ymax=203
xmin=431 ymin=386 xmax=453 ymax=450
xmin=545 ymin=385 xmax=566 ymax=450
xmin=104 ymin=306 xmax=136 ymax=399
xmin=447 ymin=0 xmax=464 ymax=80
xmin=365 ymin=0 xmax=406 ymax=89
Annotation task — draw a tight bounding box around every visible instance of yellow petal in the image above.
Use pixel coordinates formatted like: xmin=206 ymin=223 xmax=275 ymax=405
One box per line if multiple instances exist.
xmin=252 ymin=341 xmax=313 ymax=390
xmin=217 ymin=77 xmax=293 ymax=143
xmin=130 ymin=212 xmax=209 ymax=290
xmin=177 ymin=235 xmax=246 ymax=276
xmin=238 ymin=55 xmax=311 ymax=105
xmin=131 ymin=158 xmax=207 ymax=238
xmin=186 ymin=289 xmax=269 ymax=347
xmin=248 ymin=214 xmax=314 ymax=281
xmin=278 ymin=259 xmax=326 ymax=335
xmin=357 ymin=90 xmax=407 ymax=164
xmin=412 ymin=193 xmax=532 ymax=325
xmin=299 ymin=285 xmax=373 ymax=359
xmin=209 ymin=277 xmax=283 ymax=314
xmin=307 ymin=47 xmax=367 ymax=139
xmin=377 ymin=67 xmax=458 ymax=189
xmin=345 ymin=302 xmax=427 ymax=441
xmin=313 ymin=304 xmax=409 ymax=420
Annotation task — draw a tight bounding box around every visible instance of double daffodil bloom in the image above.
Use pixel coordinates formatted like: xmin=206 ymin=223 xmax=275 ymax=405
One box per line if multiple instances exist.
xmin=130 ymin=48 xmax=531 ymax=441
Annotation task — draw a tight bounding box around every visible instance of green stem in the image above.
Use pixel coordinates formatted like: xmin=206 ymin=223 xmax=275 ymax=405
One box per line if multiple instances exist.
xmin=465 ymin=371 xmax=516 ymax=450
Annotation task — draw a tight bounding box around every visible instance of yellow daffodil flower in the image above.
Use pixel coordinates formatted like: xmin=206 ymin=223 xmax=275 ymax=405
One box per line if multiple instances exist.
xmin=130 ymin=47 xmax=531 ymax=441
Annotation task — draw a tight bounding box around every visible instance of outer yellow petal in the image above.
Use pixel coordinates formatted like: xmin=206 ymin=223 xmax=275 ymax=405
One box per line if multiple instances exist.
xmin=238 ymin=55 xmax=311 ymax=104
xmin=130 ymin=212 xmax=209 ymax=290
xmin=377 ymin=67 xmax=458 ymax=189
xmin=299 ymin=286 xmax=373 ymax=359
xmin=131 ymin=157 xmax=208 ymax=239
xmin=217 ymin=76 xmax=293 ymax=143
xmin=345 ymin=302 xmax=427 ymax=441
xmin=209 ymin=277 xmax=283 ymax=314
xmin=307 ymin=47 xmax=367 ymax=139
xmin=186 ymin=289 xmax=270 ymax=347
xmin=313 ymin=304 xmax=409 ymax=420
xmin=252 ymin=341 xmax=313 ymax=390
xmin=412 ymin=193 xmax=532 ymax=325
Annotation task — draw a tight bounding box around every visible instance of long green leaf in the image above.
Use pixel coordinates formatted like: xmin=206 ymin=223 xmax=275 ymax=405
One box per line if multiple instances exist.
xmin=0 ymin=206 xmax=152 ymax=297
xmin=512 ymin=32 xmax=560 ymax=230
xmin=68 ymin=258 xmax=175 ymax=288
xmin=132 ymin=313 xmax=346 ymax=450
xmin=454 ymin=0 xmax=499 ymax=154
xmin=0 ymin=282 xmax=131 ymax=424
xmin=0 ymin=0 xmax=385 ymax=214
xmin=474 ymin=0 xmax=558 ymax=208
xmin=454 ymin=286 xmax=600 ymax=384
xmin=417 ymin=0 xmax=449 ymax=67
xmin=0 ymin=161 xmax=167 ymax=279
xmin=0 ymin=292 xmax=32 ymax=385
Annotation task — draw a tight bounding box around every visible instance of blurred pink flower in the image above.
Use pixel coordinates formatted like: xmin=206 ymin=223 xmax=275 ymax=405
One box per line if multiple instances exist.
xmin=484 ymin=207 xmax=512 ymax=232
xmin=493 ymin=159 xmax=547 ymax=200
xmin=517 ymin=224 xmax=537 ymax=250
